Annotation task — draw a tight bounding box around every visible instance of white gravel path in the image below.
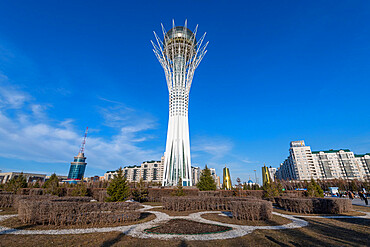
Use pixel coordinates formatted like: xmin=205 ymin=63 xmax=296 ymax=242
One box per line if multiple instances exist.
xmin=0 ymin=204 xmax=368 ymax=240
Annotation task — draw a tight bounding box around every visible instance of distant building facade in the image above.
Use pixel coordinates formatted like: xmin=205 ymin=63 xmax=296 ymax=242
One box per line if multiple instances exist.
xmin=105 ymin=157 xmax=165 ymax=183
xmin=268 ymin=167 xmax=277 ymax=182
xmin=105 ymin=158 xmax=220 ymax=187
xmin=275 ymin=140 xmax=370 ymax=181
xmin=0 ymin=172 xmax=46 ymax=184
xmin=355 ymin=153 xmax=370 ymax=180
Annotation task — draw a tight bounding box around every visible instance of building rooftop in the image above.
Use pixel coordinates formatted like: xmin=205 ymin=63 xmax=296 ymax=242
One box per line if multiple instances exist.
xmin=354 ymin=153 xmax=370 ymax=157
xmin=312 ymin=149 xmax=351 ymax=154
xmin=124 ymin=165 xmax=141 ymax=169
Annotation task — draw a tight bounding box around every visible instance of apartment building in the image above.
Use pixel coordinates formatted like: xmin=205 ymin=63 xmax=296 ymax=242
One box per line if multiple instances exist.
xmin=276 ymin=140 xmax=369 ymax=181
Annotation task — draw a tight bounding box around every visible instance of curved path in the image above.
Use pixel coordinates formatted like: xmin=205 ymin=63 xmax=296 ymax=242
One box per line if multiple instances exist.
xmin=0 ymin=205 xmax=368 ymax=240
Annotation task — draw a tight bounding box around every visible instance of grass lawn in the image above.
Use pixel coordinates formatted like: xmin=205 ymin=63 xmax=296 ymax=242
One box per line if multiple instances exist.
xmin=273 ymin=207 xmax=366 ymax=216
xmin=352 ymin=205 xmax=370 ymax=212
xmin=1 ymin=216 xmax=369 ymax=246
xmin=142 ymin=202 xmax=163 ymax=206
xmin=0 ymin=208 xmax=17 ymax=215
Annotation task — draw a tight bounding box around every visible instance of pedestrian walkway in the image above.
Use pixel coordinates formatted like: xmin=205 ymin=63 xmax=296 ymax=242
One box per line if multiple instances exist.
xmin=351 ymin=198 xmax=369 ymax=207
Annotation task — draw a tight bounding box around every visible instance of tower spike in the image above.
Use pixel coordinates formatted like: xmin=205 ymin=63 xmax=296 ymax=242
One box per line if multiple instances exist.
xmin=79 ymin=127 xmax=88 ymax=154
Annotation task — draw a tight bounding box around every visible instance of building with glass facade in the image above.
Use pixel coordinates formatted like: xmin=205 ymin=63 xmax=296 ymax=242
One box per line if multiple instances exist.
xmin=66 ymin=152 xmax=87 ymax=182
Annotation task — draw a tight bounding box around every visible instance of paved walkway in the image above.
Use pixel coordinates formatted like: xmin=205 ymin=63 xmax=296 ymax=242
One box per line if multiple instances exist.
xmin=351 ymin=198 xmax=369 ymax=207
xmin=0 ymin=204 xmax=368 ymax=240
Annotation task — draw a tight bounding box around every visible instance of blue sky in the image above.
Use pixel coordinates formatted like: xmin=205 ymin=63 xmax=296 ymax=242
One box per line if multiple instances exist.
xmin=0 ymin=1 xmax=369 ymax=184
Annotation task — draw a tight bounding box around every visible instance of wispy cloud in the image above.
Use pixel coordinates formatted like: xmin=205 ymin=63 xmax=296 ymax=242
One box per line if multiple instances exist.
xmin=0 ymin=74 xmax=29 ymax=109
xmin=0 ymin=81 xmax=161 ymax=172
xmin=192 ymin=136 xmax=233 ymax=158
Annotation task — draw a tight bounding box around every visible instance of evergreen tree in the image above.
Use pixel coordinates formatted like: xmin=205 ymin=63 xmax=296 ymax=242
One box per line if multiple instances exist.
xmin=106 ymin=167 xmax=131 ymax=202
xmin=70 ymin=182 xmax=88 ymax=196
xmin=196 ymin=165 xmax=217 ymax=191
xmin=306 ymin=178 xmax=324 ymax=197
xmin=131 ymin=178 xmax=149 ymax=202
xmin=173 ymin=178 xmax=186 ymax=196
xmin=5 ymin=173 xmax=27 ymax=193
xmin=43 ymin=173 xmax=61 ymax=195
xmin=263 ymin=182 xmax=279 ymax=199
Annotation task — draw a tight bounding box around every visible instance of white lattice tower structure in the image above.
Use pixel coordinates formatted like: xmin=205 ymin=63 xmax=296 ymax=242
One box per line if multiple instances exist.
xmin=152 ymin=20 xmax=208 ymax=186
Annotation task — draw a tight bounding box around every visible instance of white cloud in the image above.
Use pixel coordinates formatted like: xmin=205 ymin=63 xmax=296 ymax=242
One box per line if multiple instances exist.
xmin=192 ymin=136 xmax=233 ymax=158
xmin=0 ymin=84 xmax=29 ymax=109
xmin=0 ymin=84 xmax=162 ymax=171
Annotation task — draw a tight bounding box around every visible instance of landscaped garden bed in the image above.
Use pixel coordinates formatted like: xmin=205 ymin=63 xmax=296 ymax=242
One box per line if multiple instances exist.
xmin=0 ymin=212 xmax=155 ymax=230
xmin=144 ymin=219 xmax=232 ymax=235
xmin=201 ymin=213 xmax=292 ymax=226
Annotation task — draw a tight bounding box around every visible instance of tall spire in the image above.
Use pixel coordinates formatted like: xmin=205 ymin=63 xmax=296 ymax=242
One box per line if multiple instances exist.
xmin=79 ymin=127 xmax=88 ymax=154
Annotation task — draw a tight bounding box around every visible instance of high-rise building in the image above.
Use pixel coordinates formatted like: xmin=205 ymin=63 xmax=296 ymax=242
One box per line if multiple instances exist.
xmin=275 ymin=140 xmax=369 ymax=181
xmin=65 ymin=127 xmax=88 ymax=183
xmin=191 ymin=166 xmax=202 ymax=185
xmin=268 ymin=167 xmax=277 ymax=182
xmin=152 ymin=21 xmax=208 ymax=186
xmin=355 ymin=153 xmax=370 ymax=180
xmin=105 ymin=159 xmax=164 ymax=183
xmin=223 ymin=166 xmax=232 ymax=189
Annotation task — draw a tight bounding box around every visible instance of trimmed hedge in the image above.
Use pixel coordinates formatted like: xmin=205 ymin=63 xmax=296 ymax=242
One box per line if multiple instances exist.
xmin=231 ymin=200 xmax=272 ymax=221
xmin=275 ymin=197 xmax=352 ymax=214
xmin=0 ymin=194 xmax=13 ymax=208
xmin=147 ymin=188 xmax=199 ymax=202
xmin=198 ymin=190 xmax=264 ymax=199
xmin=162 ymin=196 xmax=263 ymax=211
xmin=18 ymin=199 xmax=141 ymax=225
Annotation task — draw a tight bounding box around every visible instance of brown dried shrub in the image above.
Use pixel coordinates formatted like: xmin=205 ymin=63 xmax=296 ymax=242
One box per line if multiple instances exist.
xmin=18 ymin=199 xmax=141 ymax=225
xmin=29 ymin=188 xmax=44 ymax=196
xmin=0 ymin=194 xmax=14 ymax=208
xmin=162 ymin=196 xmax=261 ymax=211
xmin=275 ymin=197 xmax=352 ymax=214
xmin=89 ymin=188 xmax=107 ymax=201
xmin=17 ymin=188 xmax=30 ymax=195
xmin=147 ymin=188 xmax=199 ymax=202
xmin=284 ymin=190 xmax=306 ymax=198
xmin=230 ymin=200 xmax=273 ymax=221
xmin=13 ymin=195 xmax=58 ymax=209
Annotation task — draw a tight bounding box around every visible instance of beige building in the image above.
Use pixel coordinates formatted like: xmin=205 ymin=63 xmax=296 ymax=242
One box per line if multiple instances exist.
xmin=0 ymin=172 xmax=46 ymax=184
xmin=276 ymin=140 xmax=369 ymax=181
xmin=355 ymin=153 xmax=370 ymax=180
xmin=105 ymin=158 xmax=220 ymax=187
xmin=105 ymin=157 xmax=164 ymax=183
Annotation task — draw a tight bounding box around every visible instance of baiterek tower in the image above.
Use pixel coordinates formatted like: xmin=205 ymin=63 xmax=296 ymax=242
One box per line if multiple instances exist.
xmin=152 ymin=21 xmax=208 ymax=186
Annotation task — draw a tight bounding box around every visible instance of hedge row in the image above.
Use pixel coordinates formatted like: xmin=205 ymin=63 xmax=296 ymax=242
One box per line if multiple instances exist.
xmin=0 ymin=194 xmax=96 ymax=209
xmin=231 ymin=200 xmax=272 ymax=221
xmin=275 ymin=197 xmax=352 ymax=214
xmin=16 ymin=188 xmax=107 ymax=200
xmin=198 ymin=190 xmax=265 ymax=199
xmin=162 ymin=196 xmax=262 ymax=211
xmin=147 ymin=188 xmax=199 ymax=202
xmin=18 ymin=199 xmax=141 ymax=225
xmin=0 ymin=194 xmax=13 ymax=208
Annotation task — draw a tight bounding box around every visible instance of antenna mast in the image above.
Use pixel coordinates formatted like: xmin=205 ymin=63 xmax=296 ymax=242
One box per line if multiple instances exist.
xmin=79 ymin=127 xmax=88 ymax=154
